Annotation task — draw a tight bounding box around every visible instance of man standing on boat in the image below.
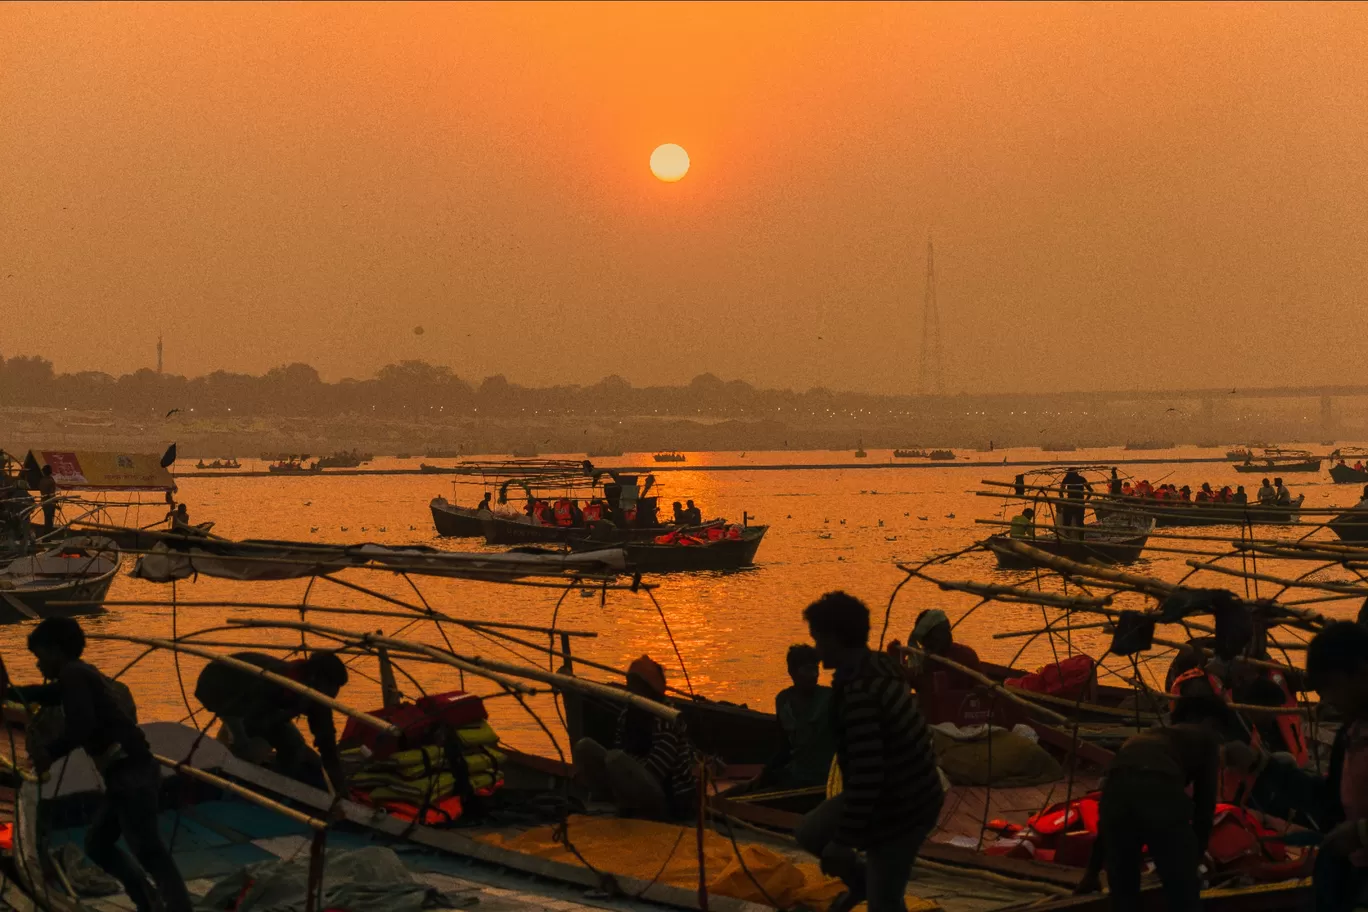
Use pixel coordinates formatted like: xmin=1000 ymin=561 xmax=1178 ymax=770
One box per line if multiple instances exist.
xmin=797 ymin=591 xmax=944 ymax=912
xmin=1058 ymin=468 xmax=1091 ymax=533
xmin=38 ymin=463 xmax=58 ymax=533
xmin=2 ymin=618 xmax=192 ymax=912
xmin=194 ymin=650 xmax=350 ymax=795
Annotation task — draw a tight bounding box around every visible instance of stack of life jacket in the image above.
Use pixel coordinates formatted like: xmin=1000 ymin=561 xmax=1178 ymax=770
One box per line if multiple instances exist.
xmin=339 ymin=691 xmax=505 ymax=826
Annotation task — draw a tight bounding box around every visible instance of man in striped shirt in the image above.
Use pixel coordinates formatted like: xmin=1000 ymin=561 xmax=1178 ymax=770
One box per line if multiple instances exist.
xmin=797 ymin=592 xmax=945 ymax=912
xmin=572 ymin=655 xmax=696 ymax=821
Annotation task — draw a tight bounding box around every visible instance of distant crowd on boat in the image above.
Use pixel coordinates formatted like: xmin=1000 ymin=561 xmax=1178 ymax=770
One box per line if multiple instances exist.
xmin=1112 ymin=477 xmax=1295 ymax=506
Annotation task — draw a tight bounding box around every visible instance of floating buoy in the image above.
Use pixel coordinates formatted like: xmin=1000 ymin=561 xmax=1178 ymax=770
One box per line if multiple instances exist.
xmin=413 ymin=325 xmax=425 ymax=336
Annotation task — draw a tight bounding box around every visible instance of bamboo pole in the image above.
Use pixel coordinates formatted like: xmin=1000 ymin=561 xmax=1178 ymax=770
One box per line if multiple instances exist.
xmin=52 ymin=599 xmax=598 ymax=638
xmin=900 ymin=571 xmax=1113 ymax=610
xmin=992 ymin=621 xmax=1114 ymax=640
xmin=223 ymin=619 xmax=537 ymax=696
xmin=990 ymin=539 xmax=1178 ymax=597
xmin=229 ymin=618 xmax=680 ymax=722
xmin=893 ymin=644 xmax=1069 ymax=724
xmin=153 ymin=754 xmax=327 ymax=829
xmin=86 ymin=633 xmax=401 ymax=735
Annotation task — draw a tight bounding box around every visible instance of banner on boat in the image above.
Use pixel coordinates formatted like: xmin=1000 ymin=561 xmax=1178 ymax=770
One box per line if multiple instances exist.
xmin=24 ymin=451 xmax=175 ymax=491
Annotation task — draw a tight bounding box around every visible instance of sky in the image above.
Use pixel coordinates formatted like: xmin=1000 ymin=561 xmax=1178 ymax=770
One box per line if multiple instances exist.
xmin=3 ymin=1 xmax=1368 ymax=395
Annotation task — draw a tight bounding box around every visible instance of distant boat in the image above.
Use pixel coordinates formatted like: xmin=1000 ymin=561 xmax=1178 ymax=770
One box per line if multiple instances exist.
xmin=928 ymin=449 xmax=955 ymax=461
xmin=893 ymin=449 xmax=927 ymax=459
xmin=315 ymin=449 xmax=373 ymax=469
xmin=653 ymin=452 xmax=686 ymax=463
xmin=268 ymin=457 xmax=321 ymax=474
xmin=194 ymin=458 xmax=241 ymax=470
xmin=854 ymin=440 xmax=867 ymax=459
xmin=1123 ymin=440 xmax=1175 ymax=451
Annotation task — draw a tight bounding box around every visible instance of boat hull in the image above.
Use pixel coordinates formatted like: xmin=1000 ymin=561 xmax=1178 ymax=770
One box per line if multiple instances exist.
xmin=569 ymin=527 xmax=766 ymax=572
xmin=1330 ymin=510 xmax=1368 ymax=545
xmin=1096 ymin=497 xmax=1302 ymax=527
xmin=429 ymin=501 xmax=487 ymax=537
xmin=0 ymin=558 xmax=119 ymax=624
xmin=1233 ymin=459 xmax=1321 ymax=473
xmin=987 ymin=531 xmax=1148 ymax=569
xmin=1330 ymin=464 xmax=1368 ymax=484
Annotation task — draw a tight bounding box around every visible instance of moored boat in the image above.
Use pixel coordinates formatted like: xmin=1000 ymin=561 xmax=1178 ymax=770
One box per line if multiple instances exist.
xmin=1234 ymin=458 xmax=1321 ymax=473
xmin=652 ymin=451 xmax=686 ymax=463
xmin=1329 ymin=507 xmax=1368 ymax=545
xmin=985 ymin=521 xmax=1152 ymax=569
xmin=1095 ymin=494 xmax=1305 ymax=527
xmin=567 ymin=524 xmax=767 ymax=573
xmin=429 ymin=496 xmax=489 ymax=537
xmin=894 ymin=448 xmax=928 ymax=458
xmin=194 ymin=457 xmax=241 ymax=469
xmin=929 ymin=448 xmax=955 ymax=460
xmin=0 ymin=536 xmax=121 ymax=623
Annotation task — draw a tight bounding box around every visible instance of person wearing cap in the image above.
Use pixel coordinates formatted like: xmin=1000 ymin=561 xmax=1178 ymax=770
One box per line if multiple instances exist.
xmin=572 ymin=655 xmax=696 ymax=821
xmin=749 ymin=645 xmax=836 ymax=791
xmin=908 ymin=608 xmax=982 ymax=692
xmin=1008 ymin=506 xmax=1036 ymax=539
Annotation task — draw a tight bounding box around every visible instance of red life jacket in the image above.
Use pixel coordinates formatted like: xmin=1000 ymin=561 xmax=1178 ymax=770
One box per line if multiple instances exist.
xmin=583 ymin=502 xmax=603 ymax=522
xmin=553 ymin=499 xmax=575 ymax=526
xmin=1169 ymin=668 xmax=1264 ymax=802
xmin=1006 ymin=655 xmax=1096 ymax=700
xmin=1169 ymin=667 xmax=1224 ymax=710
xmin=624 ymin=507 xmax=637 ymax=524
xmin=725 ymin=524 xmax=743 ymax=540
xmin=706 ymin=527 xmax=723 ymax=541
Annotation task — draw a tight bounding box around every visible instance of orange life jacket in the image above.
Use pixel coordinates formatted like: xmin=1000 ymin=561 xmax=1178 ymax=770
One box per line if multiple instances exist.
xmin=534 ymin=501 xmax=553 ymax=524
xmin=553 ymin=499 xmax=575 ymax=526
xmin=1265 ymin=670 xmax=1309 ymax=767
xmin=726 ymin=524 xmax=743 ymax=540
xmin=583 ymin=502 xmax=603 ymax=522
xmin=1170 ymin=668 xmax=1262 ymax=802
xmin=706 ymin=527 xmax=723 ymax=541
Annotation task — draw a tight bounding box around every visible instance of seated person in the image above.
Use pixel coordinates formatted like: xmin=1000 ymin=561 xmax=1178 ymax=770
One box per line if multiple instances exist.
xmin=750 ymin=645 xmax=835 ymax=791
xmin=1009 ymin=507 xmax=1036 ymax=539
xmin=572 ymin=656 xmax=695 ymax=821
xmin=909 ymin=609 xmax=981 ymax=691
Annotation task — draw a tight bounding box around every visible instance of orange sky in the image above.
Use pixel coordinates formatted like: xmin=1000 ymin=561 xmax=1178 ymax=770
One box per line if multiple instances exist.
xmin=3 ymin=2 xmax=1368 ymax=394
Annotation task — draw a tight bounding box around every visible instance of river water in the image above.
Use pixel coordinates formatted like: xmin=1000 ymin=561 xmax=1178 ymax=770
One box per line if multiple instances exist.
xmin=5 ymin=446 xmax=1363 ymax=753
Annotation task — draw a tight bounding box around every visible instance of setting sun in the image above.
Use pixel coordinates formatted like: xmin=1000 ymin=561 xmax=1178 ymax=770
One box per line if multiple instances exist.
xmin=650 ymin=143 xmax=690 ymax=182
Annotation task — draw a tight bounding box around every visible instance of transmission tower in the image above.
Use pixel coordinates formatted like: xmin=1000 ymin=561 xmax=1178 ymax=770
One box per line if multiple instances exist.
xmin=918 ymin=236 xmax=943 ymax=394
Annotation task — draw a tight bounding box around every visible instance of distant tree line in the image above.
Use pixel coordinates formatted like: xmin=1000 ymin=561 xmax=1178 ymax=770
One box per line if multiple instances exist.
xmin=0 ymin=354 xmax=906 ymax=419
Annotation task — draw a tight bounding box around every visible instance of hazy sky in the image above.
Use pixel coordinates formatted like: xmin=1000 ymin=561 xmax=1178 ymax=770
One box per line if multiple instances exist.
xmin=4 ymin=2 xmax=1368 ymax=395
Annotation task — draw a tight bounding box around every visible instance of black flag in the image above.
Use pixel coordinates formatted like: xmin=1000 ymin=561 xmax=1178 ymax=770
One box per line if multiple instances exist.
xmin=161 ymin=443 xmax=178 ymax=469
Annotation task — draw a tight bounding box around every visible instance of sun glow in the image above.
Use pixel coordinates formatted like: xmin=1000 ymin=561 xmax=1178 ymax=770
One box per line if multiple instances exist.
xmin=650 ymin=143 xmax=690 ymax=182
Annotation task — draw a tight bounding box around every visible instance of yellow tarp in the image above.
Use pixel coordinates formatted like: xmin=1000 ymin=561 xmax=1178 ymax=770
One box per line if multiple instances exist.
xmin=479 ymin=815 xmax=939 ymax=912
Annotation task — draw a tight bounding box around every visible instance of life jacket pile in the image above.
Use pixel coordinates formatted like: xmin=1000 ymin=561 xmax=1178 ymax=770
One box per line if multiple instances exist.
xmin=339 ymin=691 xmax=504 ymax=826
xmin=1004 ymin=655 xmax=1096 ymax=700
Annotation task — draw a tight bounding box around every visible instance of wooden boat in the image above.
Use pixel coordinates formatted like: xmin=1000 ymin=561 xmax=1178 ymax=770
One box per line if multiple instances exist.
xmin=1095 ymin=495 xmax=1304 ymax=528
xmin=315 ymin=449 xmax=372 ymax=469
xmin=1226 ymin=447 xmax=1256 ymax=461
xmin=429 ymin=496 xmax=488 ymax=537
xmin=267 ymin=457 xmax=321 ymax=474
xmin=985 ymin=523 xmax=1152 ymax=570
xmin=194 ymin=458 xmax=241 ymax=469
xmin=1329 ymin=508 xmax=1368 ymax=545
xmin=1330 ymin=462 xmax=1368 ymax=484
xmin=1234 ymin=458 xmax=1321 ymax=474
xmin=894 ymin=448 xmax=928 ymax=459
xmin=929 ymin=449 xmax=955 ymax=460
xmin=1122 ymin=440 xmax=1174 ymax=451
xmin=566 ymin=525 xmax=767 ymax=573
xmin=0 ymin=537 xmax=120 ymax=623
xmin=652 ymin=451 xmax=686 ymax=463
